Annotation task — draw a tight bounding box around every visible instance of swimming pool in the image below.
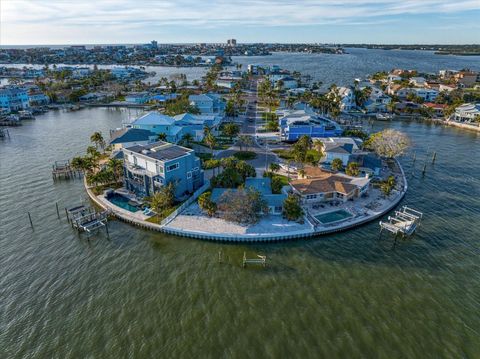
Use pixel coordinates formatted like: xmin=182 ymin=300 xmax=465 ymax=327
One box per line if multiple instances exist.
xmin=315 ymin=209 xmax=353 ymax=224
xmin=108 ymin=194 xmax=140 ymax=213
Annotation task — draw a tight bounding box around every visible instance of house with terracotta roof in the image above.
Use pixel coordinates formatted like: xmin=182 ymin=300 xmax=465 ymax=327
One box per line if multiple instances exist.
xmin=290 ymin=168 xmax=370 ymax=204
xmin=423 ymin=103 xmax=447 ymax=117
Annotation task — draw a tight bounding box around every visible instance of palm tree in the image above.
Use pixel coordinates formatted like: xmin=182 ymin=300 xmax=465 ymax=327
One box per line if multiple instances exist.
xmin=181 ymin=133 xmax=194 ymax=147
xmin=269 ymin=163 xmax=280 ymax=173
xmin=238 ymin=135 xmax=252 ymax=152
xmin=107 ymin=158 xmax=124 ymax=181
xmin=204 ymin=132 xmax=217 ymax=154
xmin=90 ymin=132 xmax=105 ymax=151
xmin=313 ymin=139 xmax=324 ymax=160
xmin=157 ymin=133 xmax=168 ymax=141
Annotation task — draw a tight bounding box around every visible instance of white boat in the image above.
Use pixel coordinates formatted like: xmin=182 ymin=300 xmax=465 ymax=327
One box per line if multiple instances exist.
xmin=375 ymin=113 xmax=393 ymax=121
xmin=18 ymin=110 xmax=35 ymax=119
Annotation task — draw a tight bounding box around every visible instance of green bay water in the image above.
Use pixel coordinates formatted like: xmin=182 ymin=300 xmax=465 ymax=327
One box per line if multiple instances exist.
xmin=1 ymin=107 xmax=480 ymax=358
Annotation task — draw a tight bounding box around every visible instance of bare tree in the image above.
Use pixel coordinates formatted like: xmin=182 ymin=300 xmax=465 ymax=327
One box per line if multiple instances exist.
xmin=368 ymin=129 xmax=410 ymax=158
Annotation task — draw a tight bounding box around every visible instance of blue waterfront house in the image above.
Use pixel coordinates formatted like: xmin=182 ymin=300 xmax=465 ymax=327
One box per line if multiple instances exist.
xmin=278 ymin=108 xmax=342 ymax=142
xmin=122 ymin=141 xmax=204 ymax=199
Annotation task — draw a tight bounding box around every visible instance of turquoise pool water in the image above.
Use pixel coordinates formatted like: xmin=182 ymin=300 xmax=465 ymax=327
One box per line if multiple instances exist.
xmin=315 ymin=209 xmax=353 ymax=224
xmin=108 ymin=194 xmax=139 ymax=212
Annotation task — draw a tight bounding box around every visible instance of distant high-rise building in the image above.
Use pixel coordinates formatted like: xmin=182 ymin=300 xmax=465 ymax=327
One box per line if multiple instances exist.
xmin=227 ymin=39 xmax=237 ymax=47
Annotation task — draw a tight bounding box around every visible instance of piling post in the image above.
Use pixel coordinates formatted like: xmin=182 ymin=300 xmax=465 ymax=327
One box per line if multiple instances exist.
xmin=55 ymin=202 xmax=60 ymax=219
xmin=105 ymin=222 xmax=110 ymax=240
xmin=422 ymin=163 xmax=427 ymax=176
xmin=65 ymin=208 xmax=69 ymax=222
xmin=28 ymin=212 xmax=34 ymax=229
xmin=431 ymin=151 xmax=437 ymax=164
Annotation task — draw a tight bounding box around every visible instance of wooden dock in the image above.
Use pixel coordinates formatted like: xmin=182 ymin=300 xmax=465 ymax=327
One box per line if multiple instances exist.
xmin=242 ymin=252 xmax=267 ymax=268
xmin=52 ymin=160 xmax=81 ymax=180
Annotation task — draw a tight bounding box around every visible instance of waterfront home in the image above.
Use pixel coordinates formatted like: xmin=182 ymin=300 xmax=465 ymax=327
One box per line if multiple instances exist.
xmin=439 ymin=84 xmax=457 ymax=93
xmin=79 ymin=92 xmax=111 ymax=103
xmin=0 ymin=87 xmax=30 ymax=113
xmin=397 ymin=88 xmax=438 ymax=102
xmin=360 ymin=86 xmax=391 ymax=112
xmin=122 ymin=141 xmax=204 ymax=199
xmin=111 ymin=66 xmax=145 ymax=79
xmin=454 ymin=103 xmax=480 ymax=122
xmin=27 ymin=91 xmax=49 ymax=106
xmin=423 ymin=103 xmax=447 ymax=117
xmin=291 ymin=169 xmax=370 ymax=204
xmin=109 ymin=128 xmax=157 ymax=151
xmin=149 ymin=93 xmax=178 ymax=104
xmin=189 ymin=93 xmax=225 ymax=115
xmin=454 ymin=71 xmax=479 ymax=88
xmin=277 ymin=107 xmax=342 ymax=141
xmin=210 ymin=177 xmax=287 ymax=215
xmin=338 ymin=87 xmax=356 ymax=111
xmin=125 ymin=92 xmax=150 ymax=104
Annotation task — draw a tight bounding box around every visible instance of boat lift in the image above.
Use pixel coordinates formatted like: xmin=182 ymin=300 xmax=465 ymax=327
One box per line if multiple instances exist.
xmin=66 ymin=205 xmax=111 ymax=239
xmin=379 ymin=206 xmax=423 ymax=239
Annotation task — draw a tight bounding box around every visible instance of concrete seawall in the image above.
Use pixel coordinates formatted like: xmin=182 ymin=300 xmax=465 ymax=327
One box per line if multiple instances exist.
xmin=84 ymin=159 xmax=408 ymax=242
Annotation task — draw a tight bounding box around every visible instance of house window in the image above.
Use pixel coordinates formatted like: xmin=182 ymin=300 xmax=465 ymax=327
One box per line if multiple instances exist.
xmin=275 ymin=206 xmax=282 ymax=212
xmin=187 ymin=171 xmax=192 ymax=179
xmin=193 ymin=167 xmax=199 ymax=172
xmin=306 ymin=194 xmax=317 ymax=200
xmin=167 ymin=163 xmax=179 ymax=171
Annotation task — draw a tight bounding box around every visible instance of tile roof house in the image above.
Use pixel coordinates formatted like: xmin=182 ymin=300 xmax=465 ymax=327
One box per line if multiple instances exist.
xmin=291 ymin=168 xmax=370 ymax=204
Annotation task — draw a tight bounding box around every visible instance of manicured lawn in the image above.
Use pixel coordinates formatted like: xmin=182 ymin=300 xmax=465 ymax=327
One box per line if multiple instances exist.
xmin=233 ymin=151 xmax=257 ymax=160
xmin=145 ymin=207 xmax=176 ymax=224
xmin=273 ymin=149 xmax=294 ymax=160
xmin=272 ymin=174 xmax=289 ymax=186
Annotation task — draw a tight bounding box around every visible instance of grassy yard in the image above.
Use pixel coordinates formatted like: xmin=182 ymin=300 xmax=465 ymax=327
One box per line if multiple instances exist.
xmin=145 ymin=206 xmax=176 ymax=224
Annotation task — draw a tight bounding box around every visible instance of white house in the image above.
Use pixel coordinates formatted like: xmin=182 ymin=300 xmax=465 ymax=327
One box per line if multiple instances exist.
xmin=409 ymin=77 xmax=427 ymax=87
xmin=338 ymin=87 xmax=356 ymax=111
xmin=454 ymin=103 xmax=480 ymax=122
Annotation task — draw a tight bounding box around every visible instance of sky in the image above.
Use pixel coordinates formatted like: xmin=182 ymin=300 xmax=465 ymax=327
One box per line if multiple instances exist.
xmin=1 ymin=0 xmax=480 ymax=45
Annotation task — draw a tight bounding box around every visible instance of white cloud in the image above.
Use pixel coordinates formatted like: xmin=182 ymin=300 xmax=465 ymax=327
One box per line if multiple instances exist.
xmin=1 ymin=0 xmax=479 ymax=43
